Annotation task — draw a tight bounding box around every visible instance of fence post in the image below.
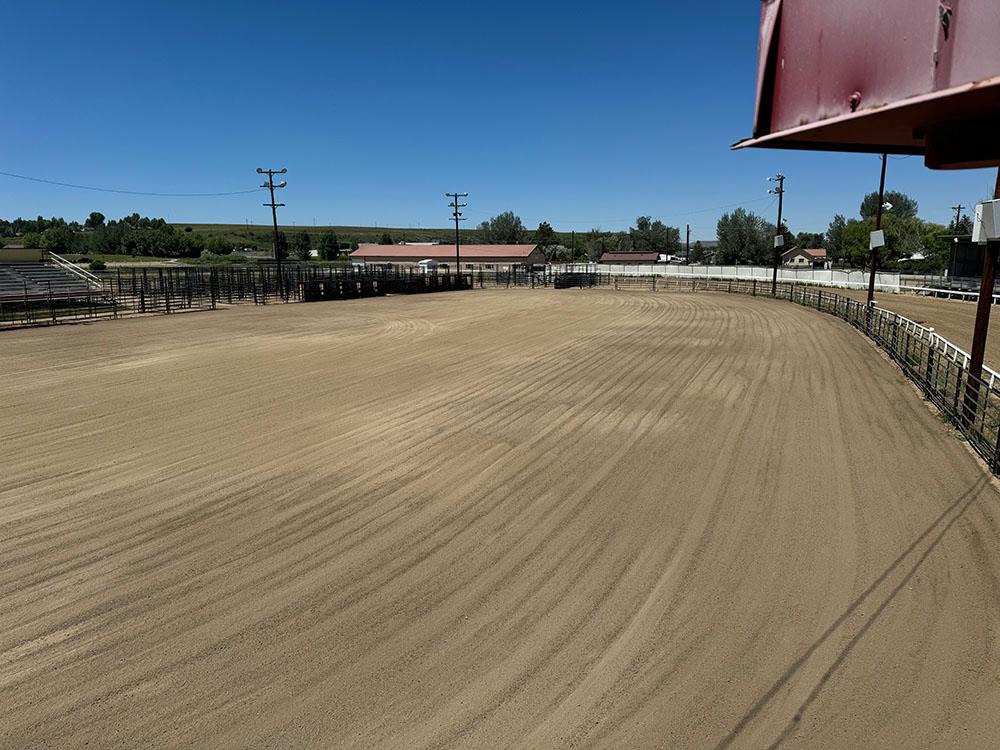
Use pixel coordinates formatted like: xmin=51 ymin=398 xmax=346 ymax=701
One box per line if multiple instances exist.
xmin=954 ymin=364 xmax=964 ymax=414
xmin=992 ymin=414 xmax=1000 ymax=474
xmin=752 ymin=279 xmax=756 ymax=296
xmin=926 ymin=334 xmax=936 ymax=383
xmin=161 ymin=269 xmax=171 ymax=314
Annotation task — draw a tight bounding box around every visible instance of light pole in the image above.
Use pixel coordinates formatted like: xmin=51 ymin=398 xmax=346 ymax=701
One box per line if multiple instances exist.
xmin=768 ymin=173 xmax=785 ymax=296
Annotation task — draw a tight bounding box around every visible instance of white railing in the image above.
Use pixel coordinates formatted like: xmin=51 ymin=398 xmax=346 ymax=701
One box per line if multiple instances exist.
xmin=48 ymin=252 xmax=105 ymax=290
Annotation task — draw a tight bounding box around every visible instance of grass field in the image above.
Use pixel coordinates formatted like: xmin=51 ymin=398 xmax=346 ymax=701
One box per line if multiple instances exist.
xmin=3 ymin=289 xmax=1000 ymax=748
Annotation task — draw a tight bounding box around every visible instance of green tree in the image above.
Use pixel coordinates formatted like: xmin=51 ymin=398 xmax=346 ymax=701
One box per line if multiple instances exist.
xmin=84 ymin=212 xmax=106 ymax=229
xmin=534 ymin=221 xmax=557 ymax=249
xmin=716 ymin=208 xmax=771 ymax=264
xmin=318 ymin=232 xmax=340 ymax=260
xmin=629 ymin=216 xmax=681 ymax=254
xmin=826 ymin=214 xmax=847 ymax=263
xmin=292 ymin=232 xmax=313 ymax=261
xmin=22 ymin=232 xmax=42 ymax=248
xmin=41 ymin=226 xmax=76 ymax=253
xmin=204 ymin=236 xmax=232 ymax=255
xmin=378 ymin=232 xmax=393 ymax=245
xmin=585 ymin=230 xmax=612 ymax=261
xmin=953 ymin=213 xmax=973 ymax=234
xmin=479 ymin=211 xmax=526 ymax=244
xmin=860 ymin=190 xmax=918 ymax=220
xmin=795 ymin=231 xmax=825 ymax=249
xmin=841 ymin=214 xmax=944 ymax=269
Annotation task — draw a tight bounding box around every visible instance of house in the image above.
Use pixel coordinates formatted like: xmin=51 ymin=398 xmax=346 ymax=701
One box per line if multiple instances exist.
xmin=350 ymin=244 xmax=545 ymax=270
xmin=598 ymin=252 xmax=660 ymax=264
xmin=782 ymin=247 xmax=827 ymax=268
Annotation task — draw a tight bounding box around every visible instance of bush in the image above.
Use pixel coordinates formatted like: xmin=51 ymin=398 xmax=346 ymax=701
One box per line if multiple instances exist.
xmin=89 ymin=259 xmax=107 ymax=271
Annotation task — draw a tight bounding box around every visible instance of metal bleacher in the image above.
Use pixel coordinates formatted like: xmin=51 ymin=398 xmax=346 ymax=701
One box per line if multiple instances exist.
xmin=0 ymin=261 xmax=95 ymax=300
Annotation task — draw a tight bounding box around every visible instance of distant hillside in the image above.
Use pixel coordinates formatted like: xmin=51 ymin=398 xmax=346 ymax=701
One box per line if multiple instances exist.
xmin=175 ymin=223 xmax=496 ymax=251
xmin=171 ymin=223 xmax=614 ymax=250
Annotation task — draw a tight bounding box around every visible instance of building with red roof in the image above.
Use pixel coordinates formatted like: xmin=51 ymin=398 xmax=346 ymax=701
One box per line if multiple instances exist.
xmin=781 ymin=247 xmax=828 ymax=268
xmin=351 ymin=244 xmax=545 ymax=269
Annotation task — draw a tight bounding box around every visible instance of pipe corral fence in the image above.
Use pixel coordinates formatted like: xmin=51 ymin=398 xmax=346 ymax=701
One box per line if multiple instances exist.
xmin=0 ymin=264 xmax=474 ymax=329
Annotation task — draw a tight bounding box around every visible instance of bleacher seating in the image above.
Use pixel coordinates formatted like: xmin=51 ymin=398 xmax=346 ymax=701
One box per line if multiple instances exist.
xmin=0 ymin=262 xmax=94 ymax=299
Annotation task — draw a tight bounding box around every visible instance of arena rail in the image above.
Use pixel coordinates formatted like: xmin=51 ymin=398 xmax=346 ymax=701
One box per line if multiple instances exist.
xmin=1 ymin=264 xmax=475 ymax=330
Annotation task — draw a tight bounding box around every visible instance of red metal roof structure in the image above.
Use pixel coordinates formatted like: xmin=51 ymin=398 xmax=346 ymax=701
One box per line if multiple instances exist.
xmin=734 ymin=0 xmax=1000 ymax=168
xmin=352 ymin=244 xmax=539 ymax=259
xmin=598 ymin=252 xmax=660 ymax=263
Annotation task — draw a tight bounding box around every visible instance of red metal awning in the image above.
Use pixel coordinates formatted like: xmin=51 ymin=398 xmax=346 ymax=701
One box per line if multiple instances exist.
xmin=734 ymin=0 xmax=1000 ymax=169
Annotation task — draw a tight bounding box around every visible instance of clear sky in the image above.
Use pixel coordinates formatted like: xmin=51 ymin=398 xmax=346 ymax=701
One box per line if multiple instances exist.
xmin=3 ymin=0 xmax=997 ymax=239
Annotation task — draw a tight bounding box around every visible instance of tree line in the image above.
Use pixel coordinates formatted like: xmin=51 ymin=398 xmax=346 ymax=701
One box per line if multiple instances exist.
xmin=713 ymin=191 xmax=966 ymax=272
xmin=0 ymin=213 xmax=347 ymax=261
xmin=1 ymin=193 xmax=969 ymax=271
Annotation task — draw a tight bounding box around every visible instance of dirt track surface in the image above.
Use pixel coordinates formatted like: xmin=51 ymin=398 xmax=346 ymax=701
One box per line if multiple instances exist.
xmin=3 ymin=289 xmax=1000 ymax=749
xmin=841 ymin=288 xmax=1000 ymax=370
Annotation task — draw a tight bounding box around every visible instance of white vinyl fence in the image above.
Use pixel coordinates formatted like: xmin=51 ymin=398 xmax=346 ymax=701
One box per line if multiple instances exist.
xmin=553 ymin=263 xmax=901 ymax=292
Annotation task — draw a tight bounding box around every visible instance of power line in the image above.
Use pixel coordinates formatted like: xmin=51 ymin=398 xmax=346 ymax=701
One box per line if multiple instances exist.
xmin=0 ymin=169 xmax=262 ymax=197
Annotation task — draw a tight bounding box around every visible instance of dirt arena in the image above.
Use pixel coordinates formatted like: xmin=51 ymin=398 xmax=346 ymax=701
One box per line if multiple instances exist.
xmin=3 ymin=289 xmax=1000 ymax=749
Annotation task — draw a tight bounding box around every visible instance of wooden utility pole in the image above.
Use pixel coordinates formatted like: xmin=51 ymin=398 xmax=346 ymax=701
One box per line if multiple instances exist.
xmin=952 ymin=203 xmax=966 ymax=232
xmin=257 ymin=167 xmax=287 ymax=298
xmin=866 ymin=154 xmax=888 ymax=305
xmin=768 ymin=173 xmax=785 ymax=295
xmin=446 ymin=192 xmax=468 ymax=276
xmin=963 ymin=168 xmax=1000 ymax=425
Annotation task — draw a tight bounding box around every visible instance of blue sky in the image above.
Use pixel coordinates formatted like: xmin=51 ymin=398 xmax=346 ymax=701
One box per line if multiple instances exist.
xmin=3 ymin=0 xmax=996 ymax=239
